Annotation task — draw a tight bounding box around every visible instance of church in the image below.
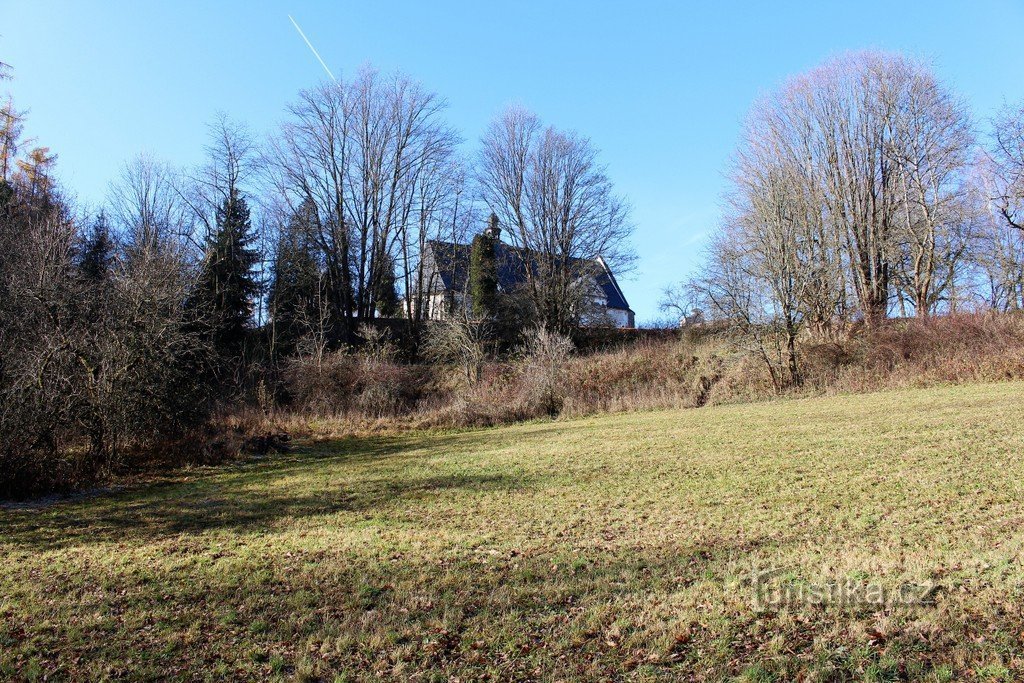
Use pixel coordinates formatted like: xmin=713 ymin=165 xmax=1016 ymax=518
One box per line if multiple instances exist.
xmin=418 ymin=216 xmax=634 ymax=328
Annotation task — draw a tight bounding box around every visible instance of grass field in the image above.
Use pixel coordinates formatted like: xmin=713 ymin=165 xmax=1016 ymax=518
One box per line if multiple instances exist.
xmin=3 ymin=382 xmax=1024 ymax=681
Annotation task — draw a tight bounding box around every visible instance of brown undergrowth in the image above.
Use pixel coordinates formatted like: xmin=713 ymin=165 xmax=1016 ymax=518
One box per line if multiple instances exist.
xmin=258 ymin=311 xmax=1024 ymax=441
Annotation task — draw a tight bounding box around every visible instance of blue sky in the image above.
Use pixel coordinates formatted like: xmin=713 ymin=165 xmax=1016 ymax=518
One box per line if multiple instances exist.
xmin=4 ymin=1 xmax=1024 ymax=322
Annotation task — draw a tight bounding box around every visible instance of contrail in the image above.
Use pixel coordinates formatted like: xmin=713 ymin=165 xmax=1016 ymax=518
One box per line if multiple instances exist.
xmin=288 ymin=14 xmax=336 ymax=81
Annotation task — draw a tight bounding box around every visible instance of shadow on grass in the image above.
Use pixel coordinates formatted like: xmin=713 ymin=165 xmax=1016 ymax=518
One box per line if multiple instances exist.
xmin=0 ymin=527 xmax=882 ymax=681
xmin=0 ymin=428 xmax=547 ymax=551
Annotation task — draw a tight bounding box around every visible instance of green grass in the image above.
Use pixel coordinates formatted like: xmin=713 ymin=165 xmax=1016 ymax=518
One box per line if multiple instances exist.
xmin=4 ymin=382 xmax=1024 ymax=681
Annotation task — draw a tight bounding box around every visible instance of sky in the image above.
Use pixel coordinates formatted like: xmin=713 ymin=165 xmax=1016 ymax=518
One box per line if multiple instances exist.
xmin=3 ymin=0 xmax=1024 ymax=323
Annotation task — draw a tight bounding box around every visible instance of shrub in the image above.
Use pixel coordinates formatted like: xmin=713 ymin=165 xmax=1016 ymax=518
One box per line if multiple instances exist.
xmin=519 ymin=327 xmax=574 ymax=416
xmin=282 ymin=349 xmax=427 ymax=419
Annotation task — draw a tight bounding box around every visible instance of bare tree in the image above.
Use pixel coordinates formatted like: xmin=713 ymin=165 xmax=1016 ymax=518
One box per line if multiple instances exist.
xmin=970 ymin=101 xmax=1024 ymax=312
xmin=181 ymin=114 xmax=258 ymax=241
xmin=0 ymin=190 xmax=80 ymax=480
xmin=727 ymin=165 xmax=810 ymax=385
xmin=976 ymin=215 xmax=1024 ymax=310
xmin=72 ymin=243 xmax=212 ymax=469
xmin=264 ymin=79 xmax=353 ymax=330
xmin=689 ymin=228 xmax=796 ymax=392
xmin=808 ymin=53 xmax=902 ymax=325
xmin=108 ymin=154 xmax=191 ymax=257
xmin=972 ymin=158 xmax=1024 ymax=310
xmin=989 ymin=102 xmax=1024 ymax=233
xmin=690 ymin=51 xmax=974 ymax=338
xmin=422 ymin=312 xmax=491 ymax=384
xmin=0 ymin=62 xmax=25 ymax=183
xmin=478 ymin=107 xmax=633 ymax=333
xmin=886 ymin=67 xmax=976 ymax=315
xmin=264 ymin=69 xmax=459 ymax=340
xmin=755 ymin=52 xmax=972 ymax=325
xmin=659 ymin=281 xmax=702 ymax=326
xmin=398 ymin=155 xmax=471 ymax=325
xmin=0 ymin=131 xmax=214 ymax=495
xmin=678 ymin=51 xmax=976 ymax=389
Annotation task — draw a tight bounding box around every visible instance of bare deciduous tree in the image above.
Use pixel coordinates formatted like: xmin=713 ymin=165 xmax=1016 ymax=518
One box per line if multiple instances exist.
xmin=758 ymin=52 xmax=973 ymax=324
xmin=887 ymin=69 xmax=976 ymax=315
xmin=423 ymin=313 xmax=491 ymax=385
xmin=989 ymin=102 xmax=1024 ymax=233
xmin=181 ymin=114 xmax=259 ymax=243
xmin=478 ymin=107 xmax=633 ymax=333
xmin=0 ymin=62 xmax=25 ymax=183
xmin=973 ymin=159 xmax=1024 ymax=310
xmin=108 ymin=154 xmax=191 ymax=257
xmin=689 ymin=227 xmax=800 ymax=392
xmin=264 ymin=69 xmax=460 ymax=341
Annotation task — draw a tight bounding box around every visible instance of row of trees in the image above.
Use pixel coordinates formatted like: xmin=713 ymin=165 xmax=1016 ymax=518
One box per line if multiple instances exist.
xmin=0 ymin=63 xmax=632 ymax=493
xmin=672 ymin=51 xmax=1024 ymax=389
xmin=101 ymin=70 xmax=633 ymax=356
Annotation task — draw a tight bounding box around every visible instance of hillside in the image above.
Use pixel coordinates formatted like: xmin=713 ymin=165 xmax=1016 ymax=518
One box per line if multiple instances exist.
xmin=3 ymin=382 xmax=1024 ymax=681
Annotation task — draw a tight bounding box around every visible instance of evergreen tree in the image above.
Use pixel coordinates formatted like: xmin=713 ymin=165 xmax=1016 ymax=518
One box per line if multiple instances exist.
xmin=269 ymin=201 xmax=323 ymax=357
xmin=192 ymin=188 xmax=260 ymax=359
xmin=79 ymin=210 xmax=114 ymax=281
xmin=0 ymin=178 xmax=13 ymax=214
xmin=373 ymin=252 xmax=400 ymax=318
xmin=469 ymin=215 xmax=500 ymax=318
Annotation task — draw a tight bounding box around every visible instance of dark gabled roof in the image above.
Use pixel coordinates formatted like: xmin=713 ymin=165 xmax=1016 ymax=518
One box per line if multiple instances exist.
xmin=425 ymin=240 xmax=632 ymax=312
xmin=594 ymin=255 xmax=632 ymax=313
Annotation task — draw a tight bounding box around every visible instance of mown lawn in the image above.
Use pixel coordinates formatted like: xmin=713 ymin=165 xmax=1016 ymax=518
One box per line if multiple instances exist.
xmin=3 ymin=382 xmax=1024 ymax=681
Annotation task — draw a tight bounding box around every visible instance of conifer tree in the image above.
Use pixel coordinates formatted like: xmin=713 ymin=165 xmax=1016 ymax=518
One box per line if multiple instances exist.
xmin=79 ymin=210 xmax=114 ymax=281
xmin=469 ymin=215 xmax=500 ymax=318
xmin=192 ymin=188 xmax=259 ymax=359
xmin=269 ymin=201 xmax=323 ymax=357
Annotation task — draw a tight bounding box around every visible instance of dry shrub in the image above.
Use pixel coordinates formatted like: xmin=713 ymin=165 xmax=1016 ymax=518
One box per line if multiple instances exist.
xmin=559 ymin=332 xmax=745 ymax=416
xmin=806 ymin=313 xmax=1024 ymax=393
xmin=283 ymin=350 xmax=427 ymax=418
xmin=703 ymin=353 xmax=776 ymax=405
xmin=414 ymin=362 xmax=535 ymax=429
xmin=561 ymin=340 xmax=686 ymax=415
xmin=863 ymin=313 xmax=1024 ymax=371
xmin=253 ymin=311 xmax=1024 ymax=444
xmin=520 ymin=327 xmax=574 ymax=416
xmin=283 ymin=351 xmax=360 ymax=414
xmin=353 ymin=360 xmax=417 ymax=417
xmin=801 ymin=342 xmax=858 ymax=385
xmin=21 ymin=311 xmax=1018 ymax=498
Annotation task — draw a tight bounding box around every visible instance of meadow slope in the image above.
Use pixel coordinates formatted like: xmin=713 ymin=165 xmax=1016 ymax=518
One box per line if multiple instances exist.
xmin=3 ymin=382 xmax=1024 ymax=681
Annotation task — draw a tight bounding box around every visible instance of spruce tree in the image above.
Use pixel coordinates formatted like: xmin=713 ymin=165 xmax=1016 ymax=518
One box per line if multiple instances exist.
xmin=79 ymin=210 xmax=114 ymax=281
xmin=193 ymin=188 xmax=259 ymax=359
xmin=469 ymin=218 xmax=499 ymax=318
xmin=269 ymin=201 xmax=322 ymax=357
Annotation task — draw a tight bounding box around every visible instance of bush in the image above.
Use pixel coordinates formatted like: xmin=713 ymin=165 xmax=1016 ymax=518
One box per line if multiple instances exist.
xmin=16 ymin=303 xmax=1024 ymax=498
xmin=282 ymin=350 xmax=426 ymax=418
xmin=0 ymin=245 xmax=216 ymax=499
xmin=520 ymin=327 xmax=574 ymax=416
xmin=804 ymin=312 xmax=1024 ymax=392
